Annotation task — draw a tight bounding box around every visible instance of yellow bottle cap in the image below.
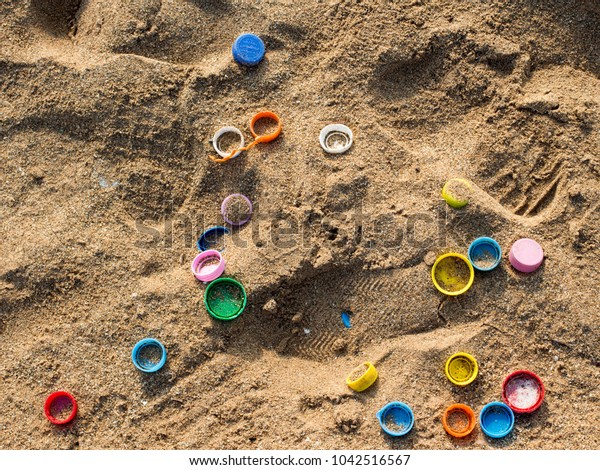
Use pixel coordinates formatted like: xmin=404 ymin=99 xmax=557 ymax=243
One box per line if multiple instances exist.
xmin=445 ymin=352 xmax=478 ymax=386
xmin=431 ymin=253 xmax=475 ymax=296
xmin=442 ymin=178 xmax=472 ymax=209
xmin=346 ymin=362 xmax=378 ymax=392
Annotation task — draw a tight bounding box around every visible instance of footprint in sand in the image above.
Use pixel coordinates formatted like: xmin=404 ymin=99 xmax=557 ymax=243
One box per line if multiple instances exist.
xmin=29 ymin=0 xmax=248 ymax=66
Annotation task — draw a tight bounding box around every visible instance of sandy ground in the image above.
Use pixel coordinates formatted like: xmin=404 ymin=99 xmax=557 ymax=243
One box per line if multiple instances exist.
xmin=1 ymin=0 xmax=599 ymax=450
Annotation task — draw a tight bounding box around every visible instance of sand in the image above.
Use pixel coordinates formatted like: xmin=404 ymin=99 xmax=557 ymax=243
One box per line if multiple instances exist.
xmin=1 ymin=0 xmax=599 ymax=450
xmin=348 ymin=363 xmax=369 ymax=383
xmin=446 ymin=409 xmax=470 ymax=434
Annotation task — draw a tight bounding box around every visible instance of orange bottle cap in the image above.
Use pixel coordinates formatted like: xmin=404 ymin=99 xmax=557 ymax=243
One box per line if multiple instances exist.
xmin=250 ymin=111 xmax=282 ymax=143
xmin=210 ymin=111 xmax=281 ymax=162
xmin=442 ymin=404 xmax=476 ymax=438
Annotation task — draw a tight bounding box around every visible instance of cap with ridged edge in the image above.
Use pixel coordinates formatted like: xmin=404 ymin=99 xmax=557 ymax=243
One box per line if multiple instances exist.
xmin=232 ymin=33 xmax=265 ymax=66
xmin=480 ymin=402 xmax=514 ymax=438
xmin=509 ymin=238 xmax=544 ymax=273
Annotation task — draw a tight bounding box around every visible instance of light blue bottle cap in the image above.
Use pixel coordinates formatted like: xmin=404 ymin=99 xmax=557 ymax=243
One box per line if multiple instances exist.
xmin=480 ymin=401 xmax=515 ymax=438
xmin=468 ymin=237 xmax=502 ymax=271
xmin=132 ymin=338 xmax=167 ymax=373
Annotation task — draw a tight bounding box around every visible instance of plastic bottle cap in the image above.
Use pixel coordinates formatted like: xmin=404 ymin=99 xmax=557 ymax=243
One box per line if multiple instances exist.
xmin=509 ymin=238 xmax=544 ymax=273
xmin=197 ymin=226 xmax=230 ymax=252
xmin=210 ymin=111 xmax=281 ymax=162
xmin=479 ymin=402 xmax=515 ymax=439
xmin=445 ymin=352 xmax=478 ymax=386
xmin=250 ymin=111 xmax=282 ymax=143
xmin=221 ymin=194 xmax=253 ymax=226
xmin=131 ymin=338 xmax=167 ymax=373
xmin=232 ymin=33 xmax=265 ymax=66
xmin=376 ymin=402 xmax=414 ymax=437
xmin=319 ymin=124 xmax=353 ymax=154
xmin=191 ymin=250 xmax=226 ymax=283
xmin=442 ymin=404 xmax=476 ymax=438
xmin=468 ymin=237 xmax=502 ymax=271
xmin=345 ymin=362 xmax=378 ymax=392
xmin=431 ymin=253 xmax=475 ymax=296
xmin=442 ymin=178 xmax=472 ymax=209
xmin=502 ymin=370 xmax=545 ymax=413
xmin=213 ymin=126 xmax=245 ymax=159
xmin=44 ymin=391 xmax=78 ymax=425
xmin=205 ymin=277 xmax=247 ymax=321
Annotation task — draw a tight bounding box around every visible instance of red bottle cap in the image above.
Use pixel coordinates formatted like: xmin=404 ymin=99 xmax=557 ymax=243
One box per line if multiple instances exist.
xmin=44 ymin=391 xmax=78 ymax=425
xmin=502 ymin=370 xmax=545 ymax=413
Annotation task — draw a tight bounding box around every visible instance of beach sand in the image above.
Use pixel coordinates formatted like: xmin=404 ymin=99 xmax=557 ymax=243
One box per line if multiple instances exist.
xmin=0 ymin=0 xmax=599 ymax=449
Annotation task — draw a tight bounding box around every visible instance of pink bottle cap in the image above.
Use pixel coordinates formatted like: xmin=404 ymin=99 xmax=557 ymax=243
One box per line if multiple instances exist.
xmin=509 ymin=238 xmax=544 ymax=273
xmin=191 ymin=250 xmax=225 ymax=282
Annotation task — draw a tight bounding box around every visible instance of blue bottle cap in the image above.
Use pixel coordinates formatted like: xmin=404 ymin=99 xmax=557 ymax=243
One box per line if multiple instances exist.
xmin=132 ymin=338 xmax=167 ymax=373
xmin=232 ymin=33 xmax=265 ymax=66
xmin=197 ymin=226 xmax=230 ymax=252
xmin=479 ymin=401 xmax=514 ymax=438
xmin=376 ymin=402 xmax=414 ymax=437
xmin=468 ymin=237 xmax=502 ymax=272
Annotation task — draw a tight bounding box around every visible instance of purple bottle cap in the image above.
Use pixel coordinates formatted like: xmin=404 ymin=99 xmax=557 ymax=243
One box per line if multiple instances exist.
xmin=221 ymin=194 xmax=253 ymax=226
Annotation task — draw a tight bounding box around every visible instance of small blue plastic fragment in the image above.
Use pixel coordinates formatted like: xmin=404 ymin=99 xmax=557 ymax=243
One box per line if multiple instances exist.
xmin=341 ymin=311 xmax=352 ymax=329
